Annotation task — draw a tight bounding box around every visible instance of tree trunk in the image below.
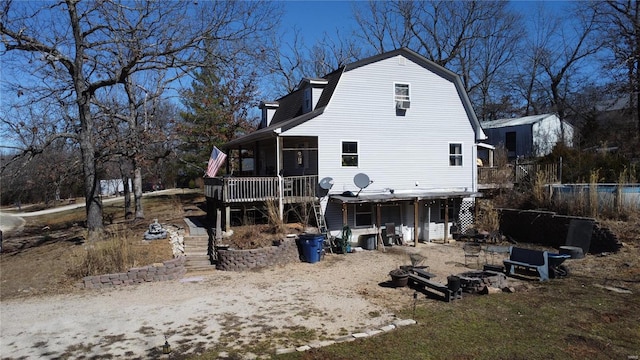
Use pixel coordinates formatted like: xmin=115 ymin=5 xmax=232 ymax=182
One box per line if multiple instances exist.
xmin=133 ymin=164 xmax=144 ymax=219
xmin=69 ymin=1 xmax=102 ymax=240
xmin=80 ymin=129 xmax=103 ymax=238
xmin=123 ymin=176 xmax=132 ymax=219
xmin=77 ymin=91 xmax=103 ymax=239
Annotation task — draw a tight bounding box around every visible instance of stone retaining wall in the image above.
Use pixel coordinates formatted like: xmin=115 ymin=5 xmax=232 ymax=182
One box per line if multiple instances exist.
xmin=78 ymin=256 xmax=187 ymax=289
xmin=216 ymin=238 xmax=300 ymax=271
xmin=498 ymin=209 xmax=622 ymax=253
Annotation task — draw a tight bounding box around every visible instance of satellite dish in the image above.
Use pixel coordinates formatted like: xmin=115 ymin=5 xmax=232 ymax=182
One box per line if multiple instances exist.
xmin=319 ymin=177 xmax=334 ymax=190
xmin=354 ymin=173 xmax=373 ymax=197
xmin=354 ymin=173 xmax=372 ymax=189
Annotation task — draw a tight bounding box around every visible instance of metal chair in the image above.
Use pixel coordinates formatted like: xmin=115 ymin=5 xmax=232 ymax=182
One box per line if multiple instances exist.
xmin=463 ymin=243 xmax=482 ymax=268
xmin=385 ymin=223 xmax=404 ymax=245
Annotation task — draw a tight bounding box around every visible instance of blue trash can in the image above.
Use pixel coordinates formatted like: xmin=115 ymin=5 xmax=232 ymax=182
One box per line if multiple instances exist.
xmin=298 ymin=234 xmax=324 ymax=263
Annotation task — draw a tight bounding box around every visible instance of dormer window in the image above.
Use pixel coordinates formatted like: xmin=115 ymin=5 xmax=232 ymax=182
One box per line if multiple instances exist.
xmin=299 ymin=78 xmax=328 ymax=114
xmin=394 ymin=83 xmax=410 ymax=109
xmin=303 ymin=87 xmax=312 ymax=113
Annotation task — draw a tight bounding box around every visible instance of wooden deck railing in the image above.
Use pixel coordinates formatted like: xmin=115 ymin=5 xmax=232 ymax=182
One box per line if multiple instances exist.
xmin=515 ymin=163 xmax=559 ymax=183
xmin=204 ymin=175 xmax=318 ymax=203
xmin=478 ymin=163 xmax=560 ymax=187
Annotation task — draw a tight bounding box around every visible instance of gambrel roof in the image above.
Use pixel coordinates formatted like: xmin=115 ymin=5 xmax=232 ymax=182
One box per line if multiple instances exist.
xmin=224 ymin=47 xmax=485 ymax=149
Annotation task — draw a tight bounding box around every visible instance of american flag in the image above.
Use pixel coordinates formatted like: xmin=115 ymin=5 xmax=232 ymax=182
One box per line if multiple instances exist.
xmin=205 ymin=146 xmax=226 ymax=178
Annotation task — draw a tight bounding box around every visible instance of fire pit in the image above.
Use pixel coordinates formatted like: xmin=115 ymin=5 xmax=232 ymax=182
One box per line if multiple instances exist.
xmin=456 ymin=270 xmax=507 ymax=293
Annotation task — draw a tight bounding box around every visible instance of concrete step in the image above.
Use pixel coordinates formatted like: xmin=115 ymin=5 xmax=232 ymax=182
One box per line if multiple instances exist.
xmin=184 ymin=217 xmax=209 ymax=236
xmin=184 ymin=243 xmax=209 ymax=249
xmin=184 ymin=252 xmax=209 ymax=258
xmin=183 ymin=236 xmax=209 ymax=242
xmin=185 ymin=265 xmax=217 ymax=273
xmin=183 ymin=235 xmax=210 ymax=256
xmin=185 ymin=254 xmax=212 ymax=263
xmin=186 ymin=260 xmax=214 ymax=268
xmin=184 ymin=245 xmax=209 ymax=251
xmin=185 ymin=255 xmax=215 ymax=272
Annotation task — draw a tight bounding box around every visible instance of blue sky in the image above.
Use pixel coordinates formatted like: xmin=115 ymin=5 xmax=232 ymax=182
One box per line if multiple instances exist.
xmin=282 ymin=0 xmax=571 ymax=46
xmin=282 ymin=1 xmax=356 ymax=44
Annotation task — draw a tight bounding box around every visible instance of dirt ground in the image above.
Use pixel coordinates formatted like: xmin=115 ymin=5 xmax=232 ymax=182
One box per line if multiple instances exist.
xmin=0 ymin=192 xmax=638 ymax=359
xmin=1 ymin=240 xmax=476 ymax=359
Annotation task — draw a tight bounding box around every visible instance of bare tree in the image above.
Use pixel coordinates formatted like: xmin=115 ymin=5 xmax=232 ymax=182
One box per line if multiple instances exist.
xmin=261 ymin=27 xmax=316 ymax=95
xmin=354 ymin=1 xmax=522 ymax=120
xmin=1 ymin=0 xmax=280 ymax=239
xmin=598 ymin=0 xmax=640 ymax=135
xmin=353 ymin=1 xmax=412 ymax=53
xmin=538 ymin=5 xmax=602 ymax=124
xmin=308 ymin=29 xmax=362 ymax=77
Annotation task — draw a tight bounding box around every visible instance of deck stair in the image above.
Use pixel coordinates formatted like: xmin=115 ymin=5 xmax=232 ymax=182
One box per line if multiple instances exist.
xmin=183 ymin=217 xmax=215 ymax=272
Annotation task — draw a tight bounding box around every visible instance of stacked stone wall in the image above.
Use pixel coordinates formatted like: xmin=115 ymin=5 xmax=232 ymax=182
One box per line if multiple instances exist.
xmin=498 ymin=209 xmax=622 ymax=253
xmin=78 ymin=256 xmax=186 ymax=289
xmin=216 ymin=238 xmax=300 ymax=271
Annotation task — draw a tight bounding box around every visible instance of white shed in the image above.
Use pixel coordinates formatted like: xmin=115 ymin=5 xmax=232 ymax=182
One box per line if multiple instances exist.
xmin=481 ymin=113 xmax=574 ymax=159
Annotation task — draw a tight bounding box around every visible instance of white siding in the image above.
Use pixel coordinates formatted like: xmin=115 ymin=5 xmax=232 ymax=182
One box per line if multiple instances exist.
xmin=482 ymin=114 xmax=574 ymax=158
xmin=532 ymin=117 xmax=573 ymax=156
xmin=284 ymin=55 xmax=477 ymax=195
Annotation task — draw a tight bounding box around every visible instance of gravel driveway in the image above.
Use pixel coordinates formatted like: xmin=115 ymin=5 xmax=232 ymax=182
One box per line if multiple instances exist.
xmin=0 ymin=243 xmax=468 ymax=359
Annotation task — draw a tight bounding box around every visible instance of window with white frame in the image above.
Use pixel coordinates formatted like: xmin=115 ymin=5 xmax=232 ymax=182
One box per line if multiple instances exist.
xmin=394 ymin=83 xmax=410 ymax=102
xmin=394 ymin=83 xmax=410 ymax=109
xmin=449 ymin=143 xmax=463 ymax=166
xmin=354 ymin=203 xmax=373 ymax=226
xmin=341 ymin=141 xmax=358 ymax=167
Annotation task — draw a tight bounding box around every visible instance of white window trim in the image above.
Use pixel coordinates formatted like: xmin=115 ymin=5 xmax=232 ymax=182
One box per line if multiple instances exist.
xmin=341 ymin=140 xmax=359 ymax=167
xmin=393 ymin=82 xmax=410 ymax=105
xmin=449 ymin=142 xmax=463 ymax=167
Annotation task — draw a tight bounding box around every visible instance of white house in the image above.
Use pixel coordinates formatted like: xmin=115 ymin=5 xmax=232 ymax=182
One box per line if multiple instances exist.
xmin=214 ymin=48 xmax=487 ymax=243
xmin=481 ymin=113 xmax=574 ymax=159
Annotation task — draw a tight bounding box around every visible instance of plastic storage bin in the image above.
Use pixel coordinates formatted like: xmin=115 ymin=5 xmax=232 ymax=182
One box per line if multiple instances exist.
xmin=298 ymin=234 xmax=324 ymax=263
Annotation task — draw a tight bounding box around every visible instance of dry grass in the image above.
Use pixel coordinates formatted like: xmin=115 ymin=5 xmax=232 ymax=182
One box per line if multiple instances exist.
xmin=222 ymin=223 xmax=304 ymax=250
xmin=473 ymin=199 xmax=500 ymax=232
xmin=67 ymin=226 xmax=139 ymax=278
xmin=0 ymin=190 xmax=197 ymax=300
xmin=265 ymin=199 xmax=287 ymax=235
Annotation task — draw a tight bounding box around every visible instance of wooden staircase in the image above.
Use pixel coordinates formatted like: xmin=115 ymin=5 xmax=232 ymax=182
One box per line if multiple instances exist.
xmin=183 ymin=217 xmax=216 ymax=272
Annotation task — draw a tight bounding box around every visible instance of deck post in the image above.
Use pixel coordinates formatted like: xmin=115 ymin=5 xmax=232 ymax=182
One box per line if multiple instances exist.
xmin=278 ymin=175 xmax=284 ymax=220
xmin=225 ymin=206 xmax=231 ymax=231
xmin=376 ymin=204 xmax=382 ymax=249
xmin=342 ymin=203 xmax=348 ymax=226
xmin=474 ymin=197 xmax=479 ymax=223
xmin=444 ymin=199 xmax=449 ymax=243
xmin=215 ymin=209 xmax=222 ymax=241
xmin=276 ymin=135 xmax=284 ymax=220
xmin=414 ymin=200 xmax=419 ymax=247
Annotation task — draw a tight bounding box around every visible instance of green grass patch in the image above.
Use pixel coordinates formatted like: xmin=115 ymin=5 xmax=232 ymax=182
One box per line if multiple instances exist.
xmin=270 ymin=278 xmax=639 ymax=360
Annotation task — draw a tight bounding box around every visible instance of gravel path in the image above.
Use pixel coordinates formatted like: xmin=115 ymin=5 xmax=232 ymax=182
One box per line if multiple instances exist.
xmin=0 ymin=243 xmax=469 ymax=359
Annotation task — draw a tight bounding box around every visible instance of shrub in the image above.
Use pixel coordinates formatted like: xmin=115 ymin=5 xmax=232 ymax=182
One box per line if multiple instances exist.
xmin=68 ymin=227 xmax=139 ymax=278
